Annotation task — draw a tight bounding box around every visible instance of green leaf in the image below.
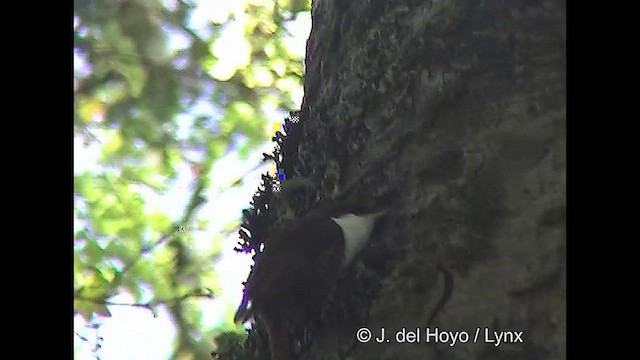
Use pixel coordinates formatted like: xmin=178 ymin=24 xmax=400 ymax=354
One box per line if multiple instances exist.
xmin=105 ymin=241 xmax=137 ymax=264
xmin=101 ymin=130 xmax=124 ymax=157
xmin=147 ymin=212 xmax=172 ymax=231
xmin=75 ymin=300 xmax=112 ymax=321
xmin=74 ymin=267 xmax=113 ymax=320
xmin=123 ymin=278 xmax=145 ymax=303
xmin=84 ymin=238 xmax=104 ymax=265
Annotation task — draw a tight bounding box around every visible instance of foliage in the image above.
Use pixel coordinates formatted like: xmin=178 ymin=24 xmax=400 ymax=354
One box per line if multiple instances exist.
xmin=74 ymin=0 xmax=310 ymax=358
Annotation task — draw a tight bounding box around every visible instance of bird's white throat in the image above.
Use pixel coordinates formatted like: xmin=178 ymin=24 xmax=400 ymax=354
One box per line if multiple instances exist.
xmin=331 ymin=212 xmax=383 ymax=265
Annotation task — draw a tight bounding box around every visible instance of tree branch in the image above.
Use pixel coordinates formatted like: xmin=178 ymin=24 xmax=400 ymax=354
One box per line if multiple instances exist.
xmin=75 ymin=288 xmax=214 ymax=315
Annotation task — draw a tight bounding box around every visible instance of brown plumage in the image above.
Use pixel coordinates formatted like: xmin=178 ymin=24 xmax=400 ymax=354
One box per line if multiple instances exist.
xmin=235 ymin=207 xmax=345 ymax=360
xmin=235 ymin=202 xmax=386 ymax=359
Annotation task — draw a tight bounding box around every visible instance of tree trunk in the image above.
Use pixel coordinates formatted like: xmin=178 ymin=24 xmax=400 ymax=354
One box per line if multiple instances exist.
xmin=282 ymin=0 xmax=566 ymax=359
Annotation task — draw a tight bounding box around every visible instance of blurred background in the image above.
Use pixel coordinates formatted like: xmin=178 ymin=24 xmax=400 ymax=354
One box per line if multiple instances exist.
xmin=73 ymin=0 xmax=311 ymax=359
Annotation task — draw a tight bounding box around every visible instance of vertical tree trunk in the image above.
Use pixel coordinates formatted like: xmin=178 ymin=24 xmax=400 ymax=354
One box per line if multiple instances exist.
xmin=284 ymin=0 xmax=566 ymax=359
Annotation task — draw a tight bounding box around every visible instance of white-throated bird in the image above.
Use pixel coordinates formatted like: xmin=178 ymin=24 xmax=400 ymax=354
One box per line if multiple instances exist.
xmin=234 ymin=201 xmax=386 ymax=360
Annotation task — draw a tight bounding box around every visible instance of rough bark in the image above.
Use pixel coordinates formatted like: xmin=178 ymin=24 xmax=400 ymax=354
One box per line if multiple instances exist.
xmin=251 ymin=0 xmax=567 ymax=359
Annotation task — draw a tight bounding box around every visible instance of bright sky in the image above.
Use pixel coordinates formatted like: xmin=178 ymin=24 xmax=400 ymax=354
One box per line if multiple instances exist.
xmin=74 ymin=1 xmax=311 ymax=359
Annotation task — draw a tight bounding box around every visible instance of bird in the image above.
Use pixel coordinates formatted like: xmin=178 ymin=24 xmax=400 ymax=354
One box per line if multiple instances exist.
xmin=234 ymin=201 xmax=386 ymax=360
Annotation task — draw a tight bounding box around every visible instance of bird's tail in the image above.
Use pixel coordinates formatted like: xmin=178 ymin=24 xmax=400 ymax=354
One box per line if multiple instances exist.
xmin=261 ymin=310 xmax=291 ymax=360
xmin=233 ymin=293 xmax=252 ymax=324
